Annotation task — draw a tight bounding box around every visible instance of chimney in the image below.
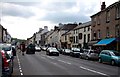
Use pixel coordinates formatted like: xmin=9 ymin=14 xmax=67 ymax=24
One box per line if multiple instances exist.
xmin=54 ymin=26 xmax=59 ymax=31
xmin=39 ymin=28 xmax=42 ymax=32
xmin=101 ymin=2 xmax=106 ymax=10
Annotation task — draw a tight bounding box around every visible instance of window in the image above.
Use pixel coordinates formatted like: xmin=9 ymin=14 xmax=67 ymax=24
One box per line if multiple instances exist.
xmin=65 ymin=35 xmax=67 ymax=41
xmin=76 ymin=30 xmax=78 ymax=34
xmin=106 ymin=10 xmax=110 ymax=23
xmin=76 ymin=36 xmax=78 ymax=43
xmin=116 ymin=4 xmax=120 ymax=19
xmin=93 ymin=17 xmax=96 ymax=27
xmin=97 ymin=15 xmax=100 ymax=25
xmin=106 ymin=27 xmax=110 ymax=37
xmin=79 ymin=33 xmax=82 ymax=39
xmin=84 ymin=34 xmax=86 ymax=43
xmin=84 ymin=27 xmax=86 ymax=32
xmin=73 ymin=36 xmax=75 ymax=43
xmin=88 ymin=26 xmax=90 ymax=31
xmin=115 ymin=25 xmax=120 ymax=37
xmin=87 ymin=34 xmax=90 ymax=42
xmin=93 ymin=31 xmax=96 ymax=40
xmin=74 ymin=30 xmax=75 ymax=34
xmin=98 ymin=30 xmax=101 ymax=39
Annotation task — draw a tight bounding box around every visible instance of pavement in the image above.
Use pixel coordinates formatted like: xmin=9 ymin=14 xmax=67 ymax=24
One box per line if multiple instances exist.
xmin=12 ymin=50 xmax=120 ymax=77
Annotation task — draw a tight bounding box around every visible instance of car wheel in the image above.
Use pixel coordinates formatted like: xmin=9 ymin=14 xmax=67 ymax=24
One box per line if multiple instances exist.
xmin=111 ymin=60 xmax=115 ymax=66
xmin=86 ymin=56 xmax=89 ymax=60
xmin=99 ymin=58 xmax=102 ymax=63
xmin=49 ymin=53 xmax=51 ymax=56
xmin=79 ymin=55 xmax=82 ymax=59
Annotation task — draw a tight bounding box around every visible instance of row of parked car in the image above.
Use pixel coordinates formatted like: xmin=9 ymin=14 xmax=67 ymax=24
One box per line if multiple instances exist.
xmin=0 ymin=43 xmax=16 ymax=77
xmin=40 ymin=46 xmax=120 ymax=66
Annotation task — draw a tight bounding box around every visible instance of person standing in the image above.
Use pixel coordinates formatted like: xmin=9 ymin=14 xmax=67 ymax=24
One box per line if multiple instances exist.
xmin=21 ymin=42 xmax=26 ymax=55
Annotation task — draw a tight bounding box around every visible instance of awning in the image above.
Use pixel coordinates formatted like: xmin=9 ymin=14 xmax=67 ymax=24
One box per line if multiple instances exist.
xmin=88 ymin=40 xmax=98 ymax=46
xmin=94 ymin=38 xmax=116 ymax=46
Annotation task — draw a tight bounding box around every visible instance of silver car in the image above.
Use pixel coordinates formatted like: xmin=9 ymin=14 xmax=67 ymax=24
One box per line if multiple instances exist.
xmin=80 ymin=49 xmax=99 ymax=60
xmin=46 ymin=47 xmax=59 ymax=56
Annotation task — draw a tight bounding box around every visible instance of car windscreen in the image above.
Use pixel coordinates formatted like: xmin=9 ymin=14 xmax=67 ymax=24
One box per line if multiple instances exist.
xmin=113 ymin=52 xmax=120 ymax=56
xmin=2 ymin=46 xmax=11 ymax=51
xmin=73 ymin=48 xmax=80 ymax=52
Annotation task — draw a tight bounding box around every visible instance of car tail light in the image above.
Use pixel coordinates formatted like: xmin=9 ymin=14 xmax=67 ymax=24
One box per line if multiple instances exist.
xmin=1 ymin=51 xmax=9 ymax=69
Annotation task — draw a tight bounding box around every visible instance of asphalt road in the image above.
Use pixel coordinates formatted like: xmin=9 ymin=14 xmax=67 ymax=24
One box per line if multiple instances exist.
xmin=12 ymin=50 xmax=120 ymax=77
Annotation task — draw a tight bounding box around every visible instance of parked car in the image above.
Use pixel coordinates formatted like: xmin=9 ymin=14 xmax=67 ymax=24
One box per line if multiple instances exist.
xmin=1 ymin=50 xmax=13 ymax=76
xmin=80 ymin=49 xmax=99 ymax=60
xmin=35 ymin=46 xmax=41 ymax=52
xmin=0 ymin=44 xmax=14 ymax=60
xmin=41 ymin=46 xmax=47 ymax=51
xmin=62 ymin=49 xmax=72 ymax=55
xmin=57 ymin=48 xmax=64 ymax=54
xmin=99 ymin=50 xmax=120 ymax=66
xmin=70 ymin=48 xmax=81 ymax=58
xmin=26 ymin=44 xmax=35 ymax=54
xmin=46 ymin=47 xmax=59 ymax=56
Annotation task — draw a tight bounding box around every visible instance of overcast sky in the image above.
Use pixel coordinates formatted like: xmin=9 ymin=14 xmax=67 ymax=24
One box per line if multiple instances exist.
xmin=0 ymin=0 xmax=119 ymax=40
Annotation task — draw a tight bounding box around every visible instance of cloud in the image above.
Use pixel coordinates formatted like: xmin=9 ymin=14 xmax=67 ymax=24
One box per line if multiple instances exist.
xmin=1 ymin=0 xmax=119 ymax=39
xmin=1 ymin=3 xmax=35 ymax=18
xmin=41 ymin=11 xmax=89 ymax=23
xmin=40 ymin=1 xmax=99 ymax=23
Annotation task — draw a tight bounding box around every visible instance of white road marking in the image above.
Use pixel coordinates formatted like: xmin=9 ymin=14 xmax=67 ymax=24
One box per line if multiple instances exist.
xmin=17 ymin=54 xmax=24 ymax=75
xmin=40 ymin=56 xmax=46 ymax=59
xmin=19 ymin=67 xmax=21 ymax=70
xmin=50 ymin=62 xmax=57 ymax=65
xmin=79 ymin=66 xmax=108 ymax=76
xmin=20 ymin=69 xmax=22 ymax=73
xmin=46 ymin=56 xmax=55 ymax=59
xmin=58 ymin=60 xmax=71 ymax=65
xmin=41 ymin=54 xmax=46 ymax=56
xmin=21 ymin=73 xmax=23 ymax=75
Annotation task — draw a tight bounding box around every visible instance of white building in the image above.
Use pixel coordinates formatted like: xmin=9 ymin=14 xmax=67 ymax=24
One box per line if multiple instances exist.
xmin=72 ymin=21 xmax=91 ymax=48
xmin=35 ymin=26 xmax=48 ymax=46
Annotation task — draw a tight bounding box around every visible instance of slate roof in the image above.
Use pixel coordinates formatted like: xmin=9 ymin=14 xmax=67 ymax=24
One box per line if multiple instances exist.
xmin=74 ymin=21 xmax=91 ymax=30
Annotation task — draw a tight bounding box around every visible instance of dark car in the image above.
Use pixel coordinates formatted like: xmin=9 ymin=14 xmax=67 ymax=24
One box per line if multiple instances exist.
xmin=62 ymin=49 xmax=72 ymax=55
xmin=46 ymin=47 xmax=59 ymax=56
xmin=26 ymin=44 xmax=35 ymax=54
xmin=70 ymin=48 xmax=81 ymax=58
xmin=99 ymin=50 xmax=120 ymax=66
xmin=57 ymin=48 xmax=63 ymax=54
xmin=80 ymin=49 xmax=99 ymax=60
xmin=1 ymin=50 xmax=13 ymax=76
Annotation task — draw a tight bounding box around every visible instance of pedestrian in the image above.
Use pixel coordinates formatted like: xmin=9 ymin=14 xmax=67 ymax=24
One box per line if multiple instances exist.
xmin=21 ymin=42 xmax=26 ymax=56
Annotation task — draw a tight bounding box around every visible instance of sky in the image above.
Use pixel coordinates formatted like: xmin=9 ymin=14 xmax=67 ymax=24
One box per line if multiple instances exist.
xmin=0 ymin=0 xmax=119 ymax=40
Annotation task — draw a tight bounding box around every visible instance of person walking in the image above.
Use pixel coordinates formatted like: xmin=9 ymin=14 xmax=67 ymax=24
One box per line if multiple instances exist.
xmin=21 ymin=42 xmax=26 ymax=56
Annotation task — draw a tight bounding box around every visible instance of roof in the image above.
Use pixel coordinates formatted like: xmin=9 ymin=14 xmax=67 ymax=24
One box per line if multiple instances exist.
xmin=94 ymin=38 xmax=116 ymax=46
xmin=74 ymin=21 xmax=91 ymax=30
xmin=91 ymin=1 xmax=120 ymax=17
xmin=61 ymin=30 xmax=71 ymax=36
xmin=60 ymin=23 xmax=78 ymax=30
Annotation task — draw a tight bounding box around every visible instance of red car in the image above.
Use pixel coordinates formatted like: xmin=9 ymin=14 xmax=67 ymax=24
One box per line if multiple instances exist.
xmin=1 ymin=50 xmax=13 ymax=76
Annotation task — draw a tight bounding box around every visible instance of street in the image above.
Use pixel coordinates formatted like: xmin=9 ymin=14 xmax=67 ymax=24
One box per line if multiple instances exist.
xmin=12 ymin=50 xmax=120 ymax=77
